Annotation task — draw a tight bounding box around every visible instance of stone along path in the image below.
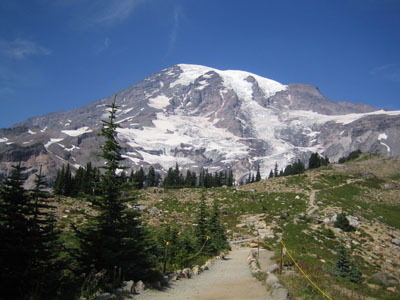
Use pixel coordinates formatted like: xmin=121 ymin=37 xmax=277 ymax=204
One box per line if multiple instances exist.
xmin=135 ymin=246 xmax=271 ymax=300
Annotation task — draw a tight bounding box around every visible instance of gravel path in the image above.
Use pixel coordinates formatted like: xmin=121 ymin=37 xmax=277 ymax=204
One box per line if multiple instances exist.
xmin=134 ymin=246 xmax=269 ymax=300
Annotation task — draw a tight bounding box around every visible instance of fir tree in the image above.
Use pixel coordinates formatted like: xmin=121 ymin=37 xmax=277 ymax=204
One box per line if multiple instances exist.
xmin=30 ymin=166 xmax=61 ymax=298
xmin=195 ymin=195 xmax=209 ymax=253
xmin=0 ymin=163 xmax=33 ymax=299
xmin=335 ymin=244 xmax=351 ymax=277
xmin=268 ymin=169 xmax=274 ymax=179
xmin=53 ymin=165 xmax=65 ymax=195
xmin=308 ymin=152 xmax=321 ymax=169
xmin=255 ymin=165 xmax=261 ymax=182
xmin=75 ymin=96 xmax=153 ymax=285
xmin=227 ymin=169 xmax=233 ymax=186
xmin=148 ymin=166 xmax=156 ymax=187
xmin=274 ymin=163 xmax=279 ymax=177
xmin=208 ymin=199 xmax=229 ymax=255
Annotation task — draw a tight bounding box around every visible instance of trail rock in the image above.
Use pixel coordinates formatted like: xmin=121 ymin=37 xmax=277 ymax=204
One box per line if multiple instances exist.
xmin=135 ymin=280 xmax=146 ymax=293
xmin=121 ymin=280 xmax=135 ymax=294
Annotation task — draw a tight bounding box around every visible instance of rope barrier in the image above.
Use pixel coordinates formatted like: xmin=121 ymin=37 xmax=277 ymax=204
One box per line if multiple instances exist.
xmin=186 ymin=235 xmax=210 ymax=260
xmin=281 ymin=240 xmax=334 ymax=300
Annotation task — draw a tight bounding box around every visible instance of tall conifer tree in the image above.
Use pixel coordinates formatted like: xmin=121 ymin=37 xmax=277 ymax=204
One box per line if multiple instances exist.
xmin=75 ymin=96 xmax=152 ymax=285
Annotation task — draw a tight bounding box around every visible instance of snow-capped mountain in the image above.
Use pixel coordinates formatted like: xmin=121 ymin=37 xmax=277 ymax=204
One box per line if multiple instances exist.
xmin=1 ymin=64 xmax=400 ymax=186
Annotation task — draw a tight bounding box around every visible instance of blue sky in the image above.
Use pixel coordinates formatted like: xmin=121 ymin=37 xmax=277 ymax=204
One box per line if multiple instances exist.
xmin=1 ymin=0 xmax=399 ymax=128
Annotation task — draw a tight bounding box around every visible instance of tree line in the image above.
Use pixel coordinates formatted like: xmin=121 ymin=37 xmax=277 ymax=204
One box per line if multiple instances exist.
xmin=53 ymin=162 xmax=234 ymax=197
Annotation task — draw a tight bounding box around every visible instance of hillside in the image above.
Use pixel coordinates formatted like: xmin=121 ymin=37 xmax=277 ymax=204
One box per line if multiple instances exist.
xmin=128 ymin=154 xmax=399 ymax=299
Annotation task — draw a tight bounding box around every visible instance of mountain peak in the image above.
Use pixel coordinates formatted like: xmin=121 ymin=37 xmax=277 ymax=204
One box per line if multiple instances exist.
xmin=1 ymin=64 xmax=400 ymax=187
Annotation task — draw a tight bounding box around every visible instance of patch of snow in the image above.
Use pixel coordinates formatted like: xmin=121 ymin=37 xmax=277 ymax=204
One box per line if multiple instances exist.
xmin=378 ymin=133 xmax=388 ymax=140
xmin=23 ymin=140 xmax=33 ymax=145
xmin=122 ymin=154 xmax=141 ymax=163
xmin=45 ymin=138 xmax=63 ymax=149
xmin=61 ymin=126 xmax=92 ymax=137
xmin=6 ymin=142 xmax=14 ymax=145
xmin=40 ymin=126 xmax=47 ymax=133
xmin=378 ymin=132 xmax=390 ymax=152
xmin=65 ymin=145 xmax=80 ymax=152
xmin=122 ymin=107 xmax=133 ymax=114
xmin=28 ymin=129 xmax=36 ymax=135
xmin=0 ymin=137 xmax=8 ymax=143
xmin=148 ymin=95 xmax=171 ymax=110
xmin=116 ymin=116 xmax=134 ymax=124
xmin=380 ymin=142 xmax=391 ymax=153
xmin=64 ymin=123 xmax=70 ymax=127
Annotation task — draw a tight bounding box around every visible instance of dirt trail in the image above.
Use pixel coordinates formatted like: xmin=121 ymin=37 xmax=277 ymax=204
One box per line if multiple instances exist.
xmin=307 ymin=190 xmax=318 ymax=216
xmin=135 ymin=247 xmax=272 ymax=300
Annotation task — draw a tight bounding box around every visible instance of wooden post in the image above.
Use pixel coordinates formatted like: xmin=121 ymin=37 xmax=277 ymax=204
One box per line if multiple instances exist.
xmin=163 ymin=241 xmax=169 ymax=274
xmin=280 ymin=239 xmax=283 ymax=275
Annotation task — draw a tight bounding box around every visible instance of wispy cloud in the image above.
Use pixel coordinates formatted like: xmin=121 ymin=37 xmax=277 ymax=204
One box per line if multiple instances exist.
xmin=166 ymin=5 xmax=183 ymax=56
xmin=0 ymin=38 xmax=51 ymax=60
xmin=104 ymin=37 xmax=111 ymax=49
xmin=94 ymin=37 xmax=111 ymax=54
xmin=89 ymin=0 xmax=144 ymax=26
xmin=370 ymin=64 xmax=400 ymax=83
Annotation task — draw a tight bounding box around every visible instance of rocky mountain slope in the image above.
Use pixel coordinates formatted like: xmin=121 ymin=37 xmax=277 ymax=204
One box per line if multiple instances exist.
xmin=1 ymin=64 xmax=400 ymax=186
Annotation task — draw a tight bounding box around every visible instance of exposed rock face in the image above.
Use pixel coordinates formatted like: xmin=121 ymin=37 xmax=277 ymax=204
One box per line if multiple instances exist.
xmin=1 ymin=64 xmax=399 ymax=187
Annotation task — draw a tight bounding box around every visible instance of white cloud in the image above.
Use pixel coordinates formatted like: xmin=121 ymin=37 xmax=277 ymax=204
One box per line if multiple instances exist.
xmin=166 ymin=5 xmax=183 ymax=56
xmin=0 ymin=38 xmax=51 ymax=60
xmin=89 ymin=0 xmax=143 ymax=26
xmin=370 ymin=64 xmax=400 ymax=83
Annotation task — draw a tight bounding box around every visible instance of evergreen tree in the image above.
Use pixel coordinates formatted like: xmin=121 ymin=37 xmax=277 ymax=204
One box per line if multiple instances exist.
xmin=0 ymin=163 xmax=33 ymax=299
xmin=227 ymin=169 xmax=233 ymax=186
xmin=274 ymin=163 xmax=279 ymax=177
xmin=148 ymin=166 xmax=156 ymax=187
xmin=255 ymin=165 xmax=261 ymax=182
xmin=53 ymin=165 xmax=65 ymax=195
xmin=194 ymin=195 xmax=209 ymax=253
xmin=335 ymin=244 xmax=351 ymax=277
xmin=208 ymin=199 xmax=229 ymax=255
xmin=63 ymin=163 xmax=73 ymax=196
xmin=308 ymin=152 xmax=322 ymax=169
xmin=133 ymin=167 xmax=145 ymax=189
xmin=268 ymin=169 xmax=274 ymax=179
xmin=334 ymin=213 xmax=355 ymax=232
xmin=30 ymin=166 xmax=61 ymax=298
xmin=75 ymin=96 xmax=153 ymax=286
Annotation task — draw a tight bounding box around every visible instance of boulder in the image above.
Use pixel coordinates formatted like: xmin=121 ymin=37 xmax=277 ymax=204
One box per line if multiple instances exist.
xmin=372 ymin=272 xmax=389 ymax=285
xmin=346 ymin=216 xmax=360 ymax=227
xmin=192 ymin=265 xmax=201 ymax=275
xmin=270 ymin=284 xmax=290 ymax=300
xmin=266 ymin=274 xmax=279 ymax=287
xmin=387 ymin=287 xmax=396 ymax=293
xmin=267 ymin=264 xmax=279 ymax=273
xmin=149 ymin=207 xmax=160 ymax=217
xmin=135 ymin=280 xmax=146 ymax=293
xmin=121 ymin=280 xmax=135 ymax=294
xmin=392 ymin=238 xmax=400 ymax=246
